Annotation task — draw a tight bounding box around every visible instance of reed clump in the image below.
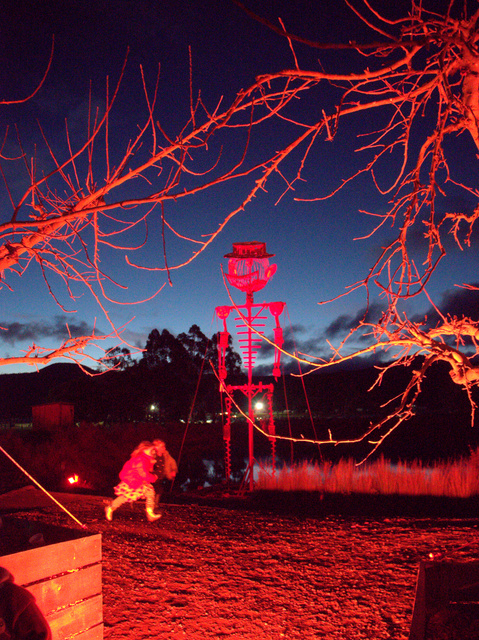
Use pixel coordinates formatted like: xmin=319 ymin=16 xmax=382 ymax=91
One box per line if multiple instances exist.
xmin=256 ymin=449 xmax=479 ymax=497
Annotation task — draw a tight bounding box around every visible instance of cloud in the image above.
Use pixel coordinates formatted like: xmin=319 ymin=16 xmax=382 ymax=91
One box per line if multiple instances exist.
xmin=437 ymin=285 xmax=479 ymax=319
xmin=0 ymin=315 xmax=96 ymax=345
xmin=257 ymin=323 xmax=328 ymax=361
xmin=412 ymin=284 xmax=479 ymax=327
xmin=258 ymin=323 xmax=305 ymax=356
xmin=255 ymin=304 xmax=387 ymax=369
xmin=324 ymin=302 xmax=385 ymax=338
xmin=233 ymin=286 xmax=479 ymax=377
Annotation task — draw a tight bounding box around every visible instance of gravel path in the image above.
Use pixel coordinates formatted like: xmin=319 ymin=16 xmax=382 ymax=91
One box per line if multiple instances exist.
xmin=8 ymin=492 xmax=479 ymax=639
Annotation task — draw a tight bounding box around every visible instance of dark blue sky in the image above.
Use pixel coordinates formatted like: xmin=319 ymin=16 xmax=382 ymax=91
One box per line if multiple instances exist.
xmin=1 ymin=0 xmax=478 ymax=374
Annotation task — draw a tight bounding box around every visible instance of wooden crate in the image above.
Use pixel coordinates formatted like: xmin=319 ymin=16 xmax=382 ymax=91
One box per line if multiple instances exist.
xmin=409 ymin=560 xmax=479 ymax=640
xmin=0 ymin=517 xmax=102 ymax=640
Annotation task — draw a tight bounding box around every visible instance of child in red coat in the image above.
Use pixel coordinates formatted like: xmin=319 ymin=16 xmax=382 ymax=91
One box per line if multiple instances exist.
xmin=105 ymin=441 xmax=161 ymax=522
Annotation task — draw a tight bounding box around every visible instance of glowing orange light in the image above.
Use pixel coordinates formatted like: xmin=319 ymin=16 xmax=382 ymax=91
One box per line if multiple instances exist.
xmin=68 ymin=475 xmax=79 ymax=485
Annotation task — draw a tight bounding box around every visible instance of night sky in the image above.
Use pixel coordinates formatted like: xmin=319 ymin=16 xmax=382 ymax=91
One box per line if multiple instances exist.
xmin=1 ymin=0 xmax=478 ymax=374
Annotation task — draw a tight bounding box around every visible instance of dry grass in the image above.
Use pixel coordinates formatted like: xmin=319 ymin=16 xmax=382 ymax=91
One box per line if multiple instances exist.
xmin=256 ymin=449 xmax=479 ymax=497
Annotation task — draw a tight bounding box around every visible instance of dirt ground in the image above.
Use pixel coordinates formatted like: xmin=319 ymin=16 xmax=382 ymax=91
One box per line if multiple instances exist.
xmin=2 ymin=488 xmax=479 ymax=640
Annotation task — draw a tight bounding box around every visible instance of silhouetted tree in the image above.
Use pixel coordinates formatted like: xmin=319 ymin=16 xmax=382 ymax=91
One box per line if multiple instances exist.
xmin=140 ymin=329 xmax=187 ymax=370
xmin=210 ymin=331 xmax=242 ymax=378
xmin=177 ymin=325 xmax=210 ymax=374
xmin=99 ymin=347 xmax=134 ymax=371
xmin=177 ymin=324 xmax=242 ymax=378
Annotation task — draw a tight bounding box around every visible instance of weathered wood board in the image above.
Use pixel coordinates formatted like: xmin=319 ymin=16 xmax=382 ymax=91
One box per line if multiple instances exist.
xmin=409 ymin=560 xmax=479 ymax=640
xmin=0 ymin=517 xmax=102 ymax=640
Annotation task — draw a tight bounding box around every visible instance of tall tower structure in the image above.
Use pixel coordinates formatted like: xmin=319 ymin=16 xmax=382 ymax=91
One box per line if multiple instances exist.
xmin=215 ymin=241 xmax=285 ymax=491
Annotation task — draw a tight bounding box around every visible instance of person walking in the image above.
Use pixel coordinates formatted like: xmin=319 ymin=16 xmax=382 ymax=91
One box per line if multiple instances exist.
xmin=152 ymin=439 xmax=178 ymax=510
xmin=105 ymin=441 xmax=162 ymax=522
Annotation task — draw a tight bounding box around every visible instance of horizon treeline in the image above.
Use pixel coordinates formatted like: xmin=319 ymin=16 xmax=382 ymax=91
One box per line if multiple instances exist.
xmin=70 ymin=324 xmax=244 ymax=424
xmin=1 ymin=326 xmax=479 ymax=465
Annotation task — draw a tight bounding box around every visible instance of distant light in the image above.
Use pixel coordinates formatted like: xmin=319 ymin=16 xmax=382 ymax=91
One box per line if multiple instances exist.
xmin=150 ymin=404 xmax=157 ymax=412
xmin=68 ymin=475 xmax=79 ymax=485
xmin=255 ymin=401 xmax=264 ymax=411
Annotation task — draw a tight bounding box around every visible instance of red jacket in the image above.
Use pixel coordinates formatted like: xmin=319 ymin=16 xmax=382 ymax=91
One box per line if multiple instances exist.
xmin=119 ymin=452 xmax=157 ymax=490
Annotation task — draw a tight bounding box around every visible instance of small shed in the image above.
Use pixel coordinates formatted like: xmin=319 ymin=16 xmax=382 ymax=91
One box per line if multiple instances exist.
xmin=32 ymin=403 xmax=74 ymax=430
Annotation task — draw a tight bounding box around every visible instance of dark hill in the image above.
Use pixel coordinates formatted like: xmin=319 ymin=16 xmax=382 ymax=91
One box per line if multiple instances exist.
xmin=0 ymin=358 xmax=478 ymax=463
xmin=261 ymin=358 xmax=479 ymax=462
xmin=0 ymin=363 xmax=94 ymax=423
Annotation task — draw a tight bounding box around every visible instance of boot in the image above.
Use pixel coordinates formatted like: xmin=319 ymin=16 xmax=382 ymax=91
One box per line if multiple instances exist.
xmin=146 ymin=506 xmax=162 ymax=522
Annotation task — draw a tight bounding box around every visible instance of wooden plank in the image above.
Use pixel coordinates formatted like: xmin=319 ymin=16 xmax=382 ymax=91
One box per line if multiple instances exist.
xmin=421 ymin=561 xmax=479 ymax=607
xmin=422 ymin=562 xmax=450 ymax=607
xmin=409 ymin=562 xmax=427 ymax=640
xmin=28 ymin=564 xmax=102 ymax=615
xmin=0 ymin=525 xmax=103 ymax=640
xmin=409 ymin=561 xmax=479 ymax=640
xmin=71 ymin=624 xmax=103 ymax=640
xmin=46 ymin=594 xmax=103 ymax=640
xmin=0 ymin=517 xmax=94 ymax=556
xmin=448 ymin=562 xmax=479 ymax=600
xmin=0 ymin=534 xmax=101 ymax=586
